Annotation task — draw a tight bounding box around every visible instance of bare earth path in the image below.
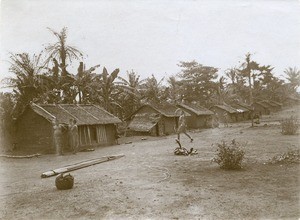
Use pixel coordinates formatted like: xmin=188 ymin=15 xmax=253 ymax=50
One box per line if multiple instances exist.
xmin=0 ymin=106 xmax=299 ymax=219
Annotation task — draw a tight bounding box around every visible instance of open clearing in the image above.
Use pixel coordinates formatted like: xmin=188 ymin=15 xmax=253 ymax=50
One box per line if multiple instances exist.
xmin=0 ymin=106 xmax=299 ymax=219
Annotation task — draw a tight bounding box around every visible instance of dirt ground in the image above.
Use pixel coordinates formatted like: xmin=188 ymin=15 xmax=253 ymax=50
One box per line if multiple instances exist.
xmin=0 ymin=106 xmax=299 ymax=220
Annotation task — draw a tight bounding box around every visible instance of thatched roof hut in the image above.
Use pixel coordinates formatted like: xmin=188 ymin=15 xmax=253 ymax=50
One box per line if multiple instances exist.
xmin=16 ymin=103 xmax=121 ymax=153
xmin=127 ymin=102 xmax=190 ymax=136
xmin=176 ymin=103 xmax=214 ymax=128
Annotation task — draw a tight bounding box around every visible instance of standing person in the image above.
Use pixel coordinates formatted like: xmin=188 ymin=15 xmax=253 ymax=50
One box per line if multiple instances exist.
xmin=176 ymin=110 xmax=193 ymax=142
xmin=68 ymin=119 xmax=79 ymax=154
xmin=68 ymin=118 xmax=73 ymax=151
xmin=213 ymin=113 xmax=220 ymax=128
xmin=53 ymin=118 xmax=64 ymax=155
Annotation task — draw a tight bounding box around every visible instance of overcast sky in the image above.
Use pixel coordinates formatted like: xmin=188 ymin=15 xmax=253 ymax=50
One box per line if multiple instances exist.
xmin=1 ymin=0 xmax=300 ymax=86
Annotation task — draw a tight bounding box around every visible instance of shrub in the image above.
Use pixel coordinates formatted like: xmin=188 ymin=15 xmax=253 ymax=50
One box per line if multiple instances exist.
xmin=212 ymin=139 xmax=245 ymax=170
xmin=281 ymin=116 xmax=299 ymax=135
xmin=268 ymin=149 xmax=300 ymax=164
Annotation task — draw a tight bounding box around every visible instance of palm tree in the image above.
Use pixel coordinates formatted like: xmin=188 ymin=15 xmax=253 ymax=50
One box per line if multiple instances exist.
xmin=284 ymin=67 xmax=300 ymax=93
xmin=140 ymin=74 xmax=165 ymax=103
xmin=166 ymin=76 xmax=183 ymax=104
xmin=44 ymin=27 xmax=83 ymax=77
xmin=239 ymin=53 xmax=260 ymax=104
xmin=42 ymin=27 xmax=84 ymax=103
xmin=91 ymin=67 xmax=120 ymax=113
xmin=73 ymin=62 xmax=100 ymax=104
xmin=3 ymin=53 xmax=47 ymax=115
xmin=116 ymin=70 xmax=145 ymax=118
xmin=225 ymin=67 xmax=239 ymax=85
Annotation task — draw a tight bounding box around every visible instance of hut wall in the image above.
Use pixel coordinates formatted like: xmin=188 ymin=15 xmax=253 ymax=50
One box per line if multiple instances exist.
xmin=186 ymin=115 xmax=208 ymax=129
xmin=156 ymin=120 xmax=164 ymax=136
xmin=126 ymin=130 xmax=151 ymax=136
xmin=105 ymin=124 xmax=117 ymax=145
xmin=16 ymin=108 xmax=54 ymax=151
xmin=274 ymin=106 xmax=281 ymax=111
xmin=242 ymin=111 xmax=251 ymax=120
xmin=210 ymin=107 xmax=235 ymax=123
xmin=163 ymin=116 xmax=176 ymax=135
xmin=78 ymin=125 xmax=90 ymax=146
xmin=235 ymin=113 xmax=244 ymax=122
xmin=262 ymin=104 xmax=276 ymax=113
xmin=253 ymin=104 xmax=270 ymax=115
xmin=186 ymin=115 xmax=198 ymax=129
xmin=78 ymin=124 xmax=117 ymax=147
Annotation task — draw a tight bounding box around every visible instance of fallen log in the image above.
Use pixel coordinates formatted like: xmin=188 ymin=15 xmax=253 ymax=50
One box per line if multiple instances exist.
xmin=0 ymin=153 xmax=41 ymax=159
xmin=41 ymin=154 xmax=124 ymax=178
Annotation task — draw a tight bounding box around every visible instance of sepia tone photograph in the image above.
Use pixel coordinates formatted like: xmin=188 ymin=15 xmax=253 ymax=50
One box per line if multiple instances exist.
xmin=0 ymin=0 xmax=299 ymax=219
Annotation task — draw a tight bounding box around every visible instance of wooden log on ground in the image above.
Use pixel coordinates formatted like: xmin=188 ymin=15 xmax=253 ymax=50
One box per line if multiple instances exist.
xmin=41 ymin=154 xmax=124 ymax=178
xmin=0 ymin=153 xmax=41 ymax=159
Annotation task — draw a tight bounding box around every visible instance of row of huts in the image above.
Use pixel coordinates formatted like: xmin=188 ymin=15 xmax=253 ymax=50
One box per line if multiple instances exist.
xmin=126 ymin=100 xmax=283 ymax=136
xmin=15 ymin=99 xmax=283 ymax=153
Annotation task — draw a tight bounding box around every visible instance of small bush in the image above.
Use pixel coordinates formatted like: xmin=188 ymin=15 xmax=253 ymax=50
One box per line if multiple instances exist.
xmin=212 ymin=139 xmax=245 ymax=170
xmin=281 ymin=116 xmax=299 ymax=135
xmin=268 ymin=149 xmax=300 ymax=164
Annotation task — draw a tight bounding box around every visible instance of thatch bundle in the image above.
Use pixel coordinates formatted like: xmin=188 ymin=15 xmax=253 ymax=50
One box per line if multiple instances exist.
xmin=174 ymin=139 xmax=198 ymax=156
xmin=174 ymin=147 xmax=198 ymax=156
xmin=174 ymin=147 xmax=190 ymax=156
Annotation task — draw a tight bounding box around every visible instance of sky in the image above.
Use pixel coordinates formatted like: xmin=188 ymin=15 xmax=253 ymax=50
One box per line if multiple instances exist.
xmin=0 ymin=0 xmax=300 ymax=89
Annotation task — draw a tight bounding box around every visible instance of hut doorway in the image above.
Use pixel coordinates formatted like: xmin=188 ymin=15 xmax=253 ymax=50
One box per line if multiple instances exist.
xmin=90 ymin=126 xmax=97 ymax=144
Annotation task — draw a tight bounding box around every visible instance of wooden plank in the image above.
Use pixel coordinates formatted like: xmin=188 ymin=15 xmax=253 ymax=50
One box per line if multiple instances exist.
xmin=0 ymin=153 xmax=41 ymax=159
xmin=41 ymin=154 xmax=124 ymax=178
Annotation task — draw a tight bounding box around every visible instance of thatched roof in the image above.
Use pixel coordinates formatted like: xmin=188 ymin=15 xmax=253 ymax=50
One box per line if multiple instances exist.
xmin=30 ymin=103 xmax=121 ymax=125
xmin=127 ymin=113 xmax=161 ymax=132
xmin=177 ymin=103 xmax=214 ymax=116
xmin=254 ymin=101 xmax=270 ymax=109
xmin=149 ymin=102 xmax=182 ymax=117
xmin=269 ymin=100 xmax=282 ymax=106
xmin=261 ymin=100 xmax=277 ymax=107
xmin=287 ymin=95 xmax=300 ymax=101
xmin=235 ymin=102 xmax=253 ymax=111
xmin=230 ymin=103 xmax=250 ymax=113
xmin=134 ymin=102 xmax=190 ymax=118
xmin=211 ymin=105 xmax=238 ymax=114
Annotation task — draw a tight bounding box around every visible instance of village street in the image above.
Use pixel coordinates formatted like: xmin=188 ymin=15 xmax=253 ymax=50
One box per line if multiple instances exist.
xmin=0 ymin=106 xmax=299 ymax=219
xmin=1 ymin=1 xmax=299 ymax=219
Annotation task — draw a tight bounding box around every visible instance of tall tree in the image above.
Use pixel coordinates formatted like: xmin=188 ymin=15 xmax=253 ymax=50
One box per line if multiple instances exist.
xmin=44 ymin=27 xmax=83 ymax=77
xmin=177 ymin=61 xmax=218 ymax=106
xmin=116 ymin=70 xmax=145 ymax=118
xmin=225 ymin=67 xmax=239 ymax=85
xmin=166 ymin=76 xmax=183 ymax=104
xmin=0 ymin=93 xmax=15 ymax=148
xmin=238 ymin=53 xmax=260 ymax=104
xmin=225 ymin=67 xmax=248 ymax=102
xmin=74 ymin=62 xmax=100 ymax=104
xmin=91 ymin=67 xmax=120 ymax=113
xmin=3 ymin=53 xmax=47 ymax=115
xmin=140 ymin=74 xmax=165 ymax=103
xmin=284 ymin=67 xmax=300 ymax=93
xmin=44 ymin=27 xmax=83 ymax=102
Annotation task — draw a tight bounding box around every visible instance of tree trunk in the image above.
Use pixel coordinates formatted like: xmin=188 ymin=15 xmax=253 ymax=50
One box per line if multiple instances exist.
xmin=248 ymin=72 xmax=254 ymax=127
